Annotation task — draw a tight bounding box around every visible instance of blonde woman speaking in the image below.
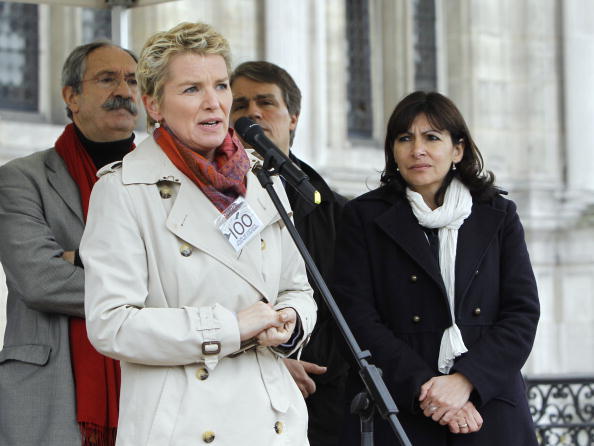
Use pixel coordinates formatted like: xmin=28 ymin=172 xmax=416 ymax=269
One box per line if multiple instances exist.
xmin=81 ymin=22 xmax=316 ymax=446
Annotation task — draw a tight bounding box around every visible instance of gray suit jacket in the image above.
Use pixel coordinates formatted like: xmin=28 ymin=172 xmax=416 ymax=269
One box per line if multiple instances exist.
xmin=0 ymin=148 xmax=84 ymax=445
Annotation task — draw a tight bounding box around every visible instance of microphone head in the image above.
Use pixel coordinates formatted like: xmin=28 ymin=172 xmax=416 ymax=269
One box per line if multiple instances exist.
xmin=233 ymin=117 xmax=262 ymax=145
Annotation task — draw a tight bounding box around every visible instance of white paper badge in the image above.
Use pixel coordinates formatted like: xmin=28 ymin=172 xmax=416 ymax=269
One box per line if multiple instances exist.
xmin=215 ymin=197 xmax=263 ymax=252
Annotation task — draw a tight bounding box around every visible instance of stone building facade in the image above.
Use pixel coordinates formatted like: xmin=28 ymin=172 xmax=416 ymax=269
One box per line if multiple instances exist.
xmin=0 ymin=0 xmax=592 ymax=375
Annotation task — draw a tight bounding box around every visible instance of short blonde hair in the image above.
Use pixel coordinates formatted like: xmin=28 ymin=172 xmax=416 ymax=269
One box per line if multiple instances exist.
xmin=137 ymin=22 xmax=231 ymax=128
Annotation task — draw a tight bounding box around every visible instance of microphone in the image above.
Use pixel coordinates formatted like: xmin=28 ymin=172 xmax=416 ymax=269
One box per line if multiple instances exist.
xmin=234 ymin=117 xmax=321 ymax=205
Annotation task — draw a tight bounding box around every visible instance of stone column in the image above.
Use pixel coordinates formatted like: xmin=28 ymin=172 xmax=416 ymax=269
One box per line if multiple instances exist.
xmin=562 ymin=0 xmax=594 ymax=201
xmin=0 ymin=266 xmax=6 ymax=349
xmin=325 ymin=0 xmax=349 ymax=160
xmin=379 ymin=0 xmax=413 ymax=126
xmin=261 ymin=0 xmax=316 ymax=162
xmin=48 ymin=5 xmax=82 ymax=126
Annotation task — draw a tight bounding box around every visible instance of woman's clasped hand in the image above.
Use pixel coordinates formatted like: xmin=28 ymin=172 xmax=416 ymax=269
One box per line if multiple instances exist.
xmin=418 ymin=372 xmax=483 ymax=433
xmin=237 ymin=301 xmax=297 ymax=346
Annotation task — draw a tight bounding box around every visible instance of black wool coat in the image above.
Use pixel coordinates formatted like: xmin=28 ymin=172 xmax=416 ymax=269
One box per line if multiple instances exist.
xmin=332 ymin=185 xmax=540 ymax=446
xmin=286 ymin=154 xmax=349 ymax=446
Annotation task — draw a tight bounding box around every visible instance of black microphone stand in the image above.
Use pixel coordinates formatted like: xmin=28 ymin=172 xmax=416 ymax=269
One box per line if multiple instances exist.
xmin=252 ymin=162 xmax=412 ymax=446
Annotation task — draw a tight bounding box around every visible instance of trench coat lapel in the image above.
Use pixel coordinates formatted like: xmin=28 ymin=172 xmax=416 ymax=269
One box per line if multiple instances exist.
xmin=455 ymin=203 xmax=505 ymax=306
xmin=122 ymin=138 xmax=285 ymax=300
xmin=45 ymin=149 xmax=84 ymax=224
xmin=165 ymin=160 xmax=282 ymax=301
xmin=375 ymin=199 xmax=447 ymax=297
xmin=236 ymin=165 xmax=288 ymax=265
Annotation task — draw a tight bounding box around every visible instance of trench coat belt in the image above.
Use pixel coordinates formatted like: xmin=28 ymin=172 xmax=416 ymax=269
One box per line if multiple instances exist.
xmin=255 ymin=347 xmax=290 ymax=413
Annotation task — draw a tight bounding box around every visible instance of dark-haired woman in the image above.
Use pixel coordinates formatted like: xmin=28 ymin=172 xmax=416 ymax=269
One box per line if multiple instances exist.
xmin=333 ymin=91 xmax=539 ymax=445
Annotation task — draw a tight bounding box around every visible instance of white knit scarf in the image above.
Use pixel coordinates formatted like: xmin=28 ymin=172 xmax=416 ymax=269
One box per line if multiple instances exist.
xmin=406 ymin=177 xmax=473 ymax=374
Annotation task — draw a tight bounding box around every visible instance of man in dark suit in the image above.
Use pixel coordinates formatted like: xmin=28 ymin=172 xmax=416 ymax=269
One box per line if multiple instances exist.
xmin=230 ymin=61 xmax=348 ymax=446
xmin=0 ymin=42 xmax=139 ymax=446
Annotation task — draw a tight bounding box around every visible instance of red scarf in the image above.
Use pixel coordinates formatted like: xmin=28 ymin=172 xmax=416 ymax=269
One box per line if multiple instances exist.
xmin=153 ymin=125 xmax=250 ymax=212
xmin=55 ymin=123 xmax=129 ymax=446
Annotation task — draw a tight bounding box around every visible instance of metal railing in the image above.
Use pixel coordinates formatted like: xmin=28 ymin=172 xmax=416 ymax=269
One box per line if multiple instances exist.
xmin=525 ymin=375 xmax=594 ymax=446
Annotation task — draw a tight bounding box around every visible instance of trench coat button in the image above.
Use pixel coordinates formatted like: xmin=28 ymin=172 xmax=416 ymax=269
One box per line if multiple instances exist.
xmin=202 ymin=431 xmax=215 ymax=443
xmin=412 ymin=315 xmax=421 ymax=323
xmin=159 ymin=186 xmax=172 ymax=199
xmin=274 ymin=421 xmax=284 ymax=434
xmin=261 ymin=238 xmax=266 ymax=250
xmin=410 ymin=275 xmax=418 ymax=283
xmin=473 ymin=307 xmax=481 ymax=316
xmin=180 ymin=244 xmax=192 ymax=257
xmin=196 ymin=366 xmax=209 ymax=381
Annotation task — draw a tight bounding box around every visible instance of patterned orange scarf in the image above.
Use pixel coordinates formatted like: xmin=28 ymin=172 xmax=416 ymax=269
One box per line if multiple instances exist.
xmin=153 ymin=125 xmax=250 ymax=211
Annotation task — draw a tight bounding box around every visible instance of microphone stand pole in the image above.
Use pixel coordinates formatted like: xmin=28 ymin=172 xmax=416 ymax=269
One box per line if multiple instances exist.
xmin=252 ymin=163 xmax=412 ymax=446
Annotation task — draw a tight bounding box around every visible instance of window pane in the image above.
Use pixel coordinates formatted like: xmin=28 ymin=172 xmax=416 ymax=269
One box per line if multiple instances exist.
xmin=0 ymin=2 xmax=39 ymax=112
xmin=82 ymin=8 xmax=111 ymax=43
xmin=346 ymin=0 xmax=373 ymax=139
xmin=413 ymin=0 xmax=437 ymax=91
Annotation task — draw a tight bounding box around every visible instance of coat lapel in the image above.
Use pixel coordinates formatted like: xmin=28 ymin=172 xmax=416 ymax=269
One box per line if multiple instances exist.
xmin=373 ymin=191 xmax=507 ymax=316
xmin=236 ymin=165 xmax=289 ymax=272
xmin=45 ymin=149 xmax=84 ymax=224
xmin=375 ymin=199 xmax=447 ymax=296
xmin=122 ymin=138 xmax=288 ymax=301
xmin=455 ymin=202 xmax=506 ymax=305
xmin=163 ymin=156 xmax=281 ymax=301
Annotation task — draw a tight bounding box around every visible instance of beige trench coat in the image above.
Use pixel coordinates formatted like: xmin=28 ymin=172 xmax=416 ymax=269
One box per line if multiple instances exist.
xmin=80 ymin=137 xmax=316 ymax=446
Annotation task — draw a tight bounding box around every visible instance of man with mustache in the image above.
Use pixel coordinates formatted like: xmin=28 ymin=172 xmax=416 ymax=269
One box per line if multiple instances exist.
xmin=0 ymin=42 xmax=138 ymax=446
